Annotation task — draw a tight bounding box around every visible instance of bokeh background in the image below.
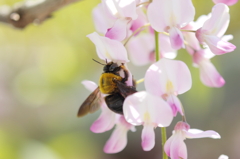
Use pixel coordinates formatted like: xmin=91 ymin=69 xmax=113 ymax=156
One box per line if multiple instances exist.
xmin=0 ymin=0 xmax=239 ymax=159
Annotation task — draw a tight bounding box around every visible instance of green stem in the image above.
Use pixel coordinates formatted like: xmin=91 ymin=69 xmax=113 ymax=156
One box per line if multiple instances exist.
xmin=155 ymin=30 xmax=167 ymax=159
xmin=154 ymin=30 xmax=159 ymax=61
xmin=161 ymin=127 xmax=168 ymax=159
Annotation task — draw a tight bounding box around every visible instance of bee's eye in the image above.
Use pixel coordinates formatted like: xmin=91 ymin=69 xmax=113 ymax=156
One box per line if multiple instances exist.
xmin=109 ymin=63 xmax=118 ymax=71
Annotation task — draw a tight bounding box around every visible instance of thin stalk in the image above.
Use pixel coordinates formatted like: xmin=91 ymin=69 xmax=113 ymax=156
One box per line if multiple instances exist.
xmin=155 ymin=30 xmax=167 ymax=159
xmin=161 ymin=127 xmax=168 ymax=159
xmin=154 ymin=30 xmax=159 ymax=61
xmin=124 ymin=23 xmax=150 ymax=46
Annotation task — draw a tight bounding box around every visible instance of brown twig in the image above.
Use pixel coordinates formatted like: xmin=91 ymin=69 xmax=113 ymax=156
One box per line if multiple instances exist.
xmin=0 ymin=0 xmax=81 ymax=29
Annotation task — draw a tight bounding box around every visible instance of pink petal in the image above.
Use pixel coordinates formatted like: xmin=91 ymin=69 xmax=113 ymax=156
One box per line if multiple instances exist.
xmin=127 ymin=33 xmax=155 ymax=66
xmin=105 ymin=18 xmax=129 ymax=41
xmin=197 ymin=56 xmax=225 ymax=87
xmin=185 ymin=129 xmax=221 ymax=139
xmin=87 ymin=32 xmax=129 ymax=63
xmin=160 ymin=34 xmax=177 ymax=59
xmin=213 ymin=0 xmax=238 ymax=6
xmin=81 ymin=80 xmax=98 ymax=92
xmin=145 ymin=58 xmax=192 ymax=96
xmin=130 ymin=8 xmax=148 ymax=33
xmin=169 ymin=27 xmax=185 ymax=50
xmin=164 ymin=135 xmax=174 ymax=156
xmin=90 ymin=104 xmax=116 ymax=133
xmin=147 ymin=0 xmax=195 ymax=32
xmin=170 ymin=133 xmax=187 ymax=159
xmin=92 ymin=4 xmax=115 ymax=34
xmin=141 ymin=124 xmax=155 ymax=151
xmin=205 ymin=35 xmax=236 ymax=55
xmin=102 ymin=0 xmax=138 ymax=19
xmin=104 ymin=127 xmax=128 ymax=153
xmin=166 ymin=95 xmax=183 ymax=116
xmin=202 ymin=4 xmax=229 ymax=37
xmin=123 ymin=91 xmax=173 ymax=127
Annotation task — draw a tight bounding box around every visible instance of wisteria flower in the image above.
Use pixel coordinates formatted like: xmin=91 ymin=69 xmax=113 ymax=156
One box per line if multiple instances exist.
xmin=145 ymin=58 xmax=192 ymax=116
xmin=164 ymin=121 xmax=221 ymax=159
xmin=147 ymin=0 xmax=195 ymax=49
xmin=213 ymin=0 xmax=238 ymax=6
xmin=104 ymin=115 xmax=135 ymax=153
xmin=123 ymin=91 xmax=173 ymax=151
xmin=196 ymin=3 xmax=236 ymax=55
xmin=127 ymin=33 xmax=177 ymax=66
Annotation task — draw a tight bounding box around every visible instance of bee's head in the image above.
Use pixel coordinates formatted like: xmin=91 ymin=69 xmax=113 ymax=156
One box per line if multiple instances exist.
xmin=103 ymin=62 xmax=120 ymax=73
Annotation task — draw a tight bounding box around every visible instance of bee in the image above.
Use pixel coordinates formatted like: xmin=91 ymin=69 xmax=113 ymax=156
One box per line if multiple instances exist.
xmin=77 ymin=61 xmax=137 ymax=117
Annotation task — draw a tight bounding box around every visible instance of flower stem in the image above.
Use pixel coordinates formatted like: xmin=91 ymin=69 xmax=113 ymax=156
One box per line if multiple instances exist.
xmin=124 ymin=23 xmax=150 ymax=46
xmin=161 ymin=127 xmax=168 ymax=159
xmin=154 ymin=30 xmax=159 ymax=61
xmin=155 ymin=30 xmax=167 ymax=159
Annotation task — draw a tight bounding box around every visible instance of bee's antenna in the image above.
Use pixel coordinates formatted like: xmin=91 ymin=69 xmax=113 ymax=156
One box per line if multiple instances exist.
xmin=92 ymin=59 xmax=105 ymax=65
xmin=105 ymin=59 xmax=108 ymax=64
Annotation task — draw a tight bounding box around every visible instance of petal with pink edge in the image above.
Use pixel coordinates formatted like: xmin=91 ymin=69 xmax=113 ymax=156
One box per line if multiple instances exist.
xmin=164 ymin=134 xmax=174 ymax=156
xmin=145 ymin=58 xmax=192 ymax=96
xmin=198 ymin=58 xmax=225 ymax=87
xmin=90 ymin=104 xmax=116 ymax=133
xmin=105 ymin=18 xmax=129 ymax=41
xmin=130 ymin=8 xmax=148 ymax=33
xmin=123 ymin=91 xmax=173 ymax=127
xmin=87 ymin=32 xmax=129 ymax=63
xmin=92 ymin=4 xmax=115 ymax=34
xmin=166 ymin=95 xmax=183 ymax=116
xmin=170 ymin=133 xmax=187 ymax=159
xmin=213 ymin=0 xmax=238 ymax=6
xmin=185 ymin=129 xmax=221 ymax=139
xmin=202 ymin=4 xmax=229 ymax=37
xmin=169 ymin=27 xmax=185 ymax=50
xmin=147 ymin=0 xmax=195 ymax=31
xmin=127 ymin=33 xmax=155 ymax=66
xmin=141 ymin=124 xmax=155 ymax=151
xmin=160 ymin=34 xmax=177 ymax=59
xmin=205 ymin=35 xmax=236 ymax=55
xmin=82 ymin=80 xmax=98 ymax=92
xmin=103 ymin=122 xmax=129 ymax=153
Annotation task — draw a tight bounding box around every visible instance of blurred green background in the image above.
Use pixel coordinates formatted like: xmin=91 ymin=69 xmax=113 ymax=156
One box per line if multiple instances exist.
xmin=0 ymin=0 xmax=239 ymax=159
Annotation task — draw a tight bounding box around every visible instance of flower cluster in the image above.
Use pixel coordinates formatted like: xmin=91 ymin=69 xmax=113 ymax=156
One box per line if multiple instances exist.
xmin=81 ymin=0 xmax=237 ymax=158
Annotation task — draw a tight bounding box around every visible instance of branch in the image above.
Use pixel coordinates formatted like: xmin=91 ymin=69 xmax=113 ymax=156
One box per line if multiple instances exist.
xmin=0 ymin=0 xmax=81 ymax=29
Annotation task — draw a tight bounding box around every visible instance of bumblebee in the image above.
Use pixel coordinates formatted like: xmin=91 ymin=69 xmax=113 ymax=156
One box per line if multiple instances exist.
xmin=77 ymin=61 xmax=137 ymax=117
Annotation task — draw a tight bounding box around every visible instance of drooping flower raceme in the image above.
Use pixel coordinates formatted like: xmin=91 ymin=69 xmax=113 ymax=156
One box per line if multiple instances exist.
xmin=196 ymin=3 xmax=236 ymax=55
xmin=144 ymin=58 xmax=192 ymax=116
xmin=147 ymin=0 xmax=195 ymax=49
xmin=123 ymin=91 xmax=173 ymax=151
xmin=164 ymin=121 xmax=221 ymax=159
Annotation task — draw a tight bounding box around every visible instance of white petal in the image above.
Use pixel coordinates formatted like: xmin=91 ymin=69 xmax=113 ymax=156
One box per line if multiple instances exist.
xmin=185 ymin=129 xmax=221 ymax=139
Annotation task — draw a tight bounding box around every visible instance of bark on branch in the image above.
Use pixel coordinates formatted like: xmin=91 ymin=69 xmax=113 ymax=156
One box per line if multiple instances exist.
xmin=0 ymin=0 xmax=81 ymax=29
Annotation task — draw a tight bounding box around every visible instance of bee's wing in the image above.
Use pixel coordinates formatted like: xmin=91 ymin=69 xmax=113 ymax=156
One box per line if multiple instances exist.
xmin=77 ymin=87 xmax=102 ymax=117
xmin=115 ymin=80 xmax=137 ymax=98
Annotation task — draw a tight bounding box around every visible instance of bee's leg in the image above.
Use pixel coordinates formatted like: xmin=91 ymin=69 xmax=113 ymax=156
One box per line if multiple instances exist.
xmin=120 ymin=64 xmax=129 ymax=83
xmin=105 ymin=93 xmax=124 ymax=115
